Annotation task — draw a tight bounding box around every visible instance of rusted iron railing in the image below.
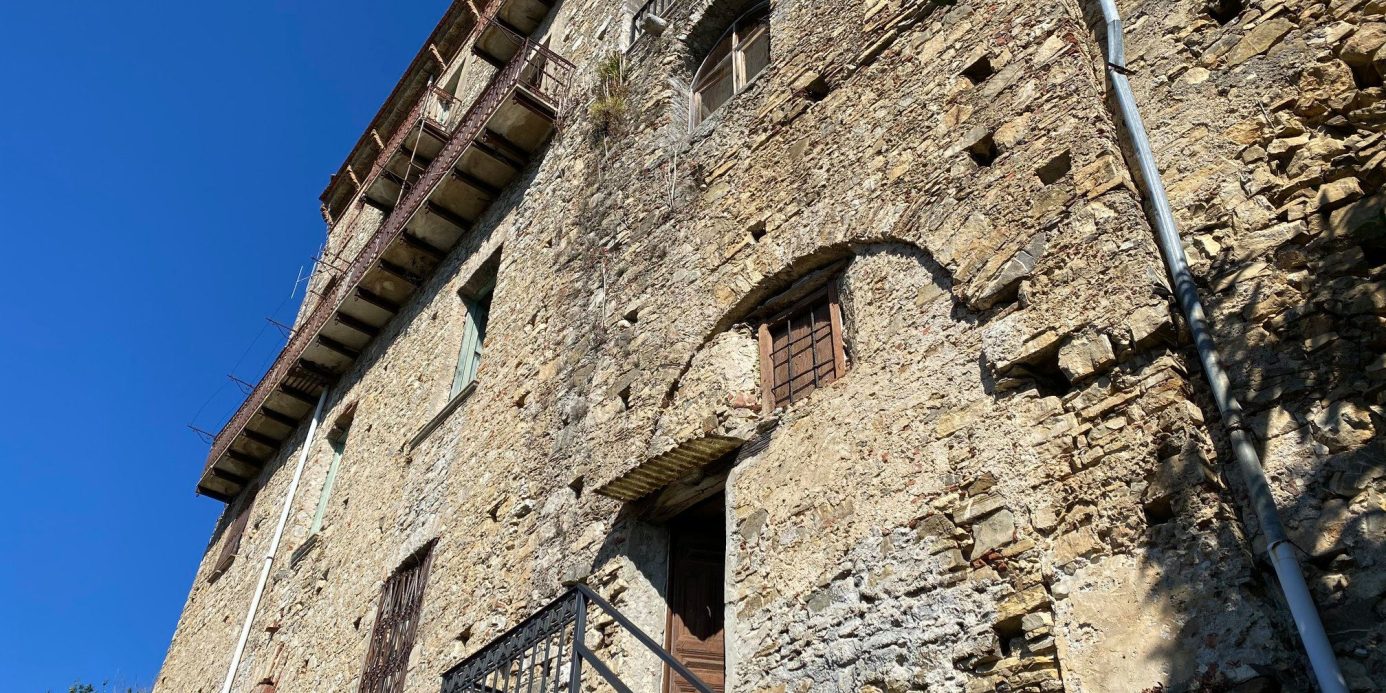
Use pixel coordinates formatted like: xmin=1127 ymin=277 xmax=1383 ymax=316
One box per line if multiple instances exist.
xmin=440 ymin=585 xmax=713 ymax=693
xmin=201 ymin=25 xmax=573 ymax=483
xmin=631 ymin=0 xmax=681 ymax=42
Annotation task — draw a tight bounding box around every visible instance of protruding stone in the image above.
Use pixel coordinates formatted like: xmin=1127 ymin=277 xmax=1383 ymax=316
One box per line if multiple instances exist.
xmin=1226 ymin=18 xmax=1295 ymax=66
xmin=969 ymin=509 xmax=1016 ymax=558
xmin=1341 ymin=23 xmax=1386 ymax=66
xmin=1057 ymin=333 xmax=1116 ymax=382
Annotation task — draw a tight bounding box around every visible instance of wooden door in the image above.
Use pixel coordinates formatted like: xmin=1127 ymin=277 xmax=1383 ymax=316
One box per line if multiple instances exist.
xmin=665 ymin=499 xmax=726 ymax=693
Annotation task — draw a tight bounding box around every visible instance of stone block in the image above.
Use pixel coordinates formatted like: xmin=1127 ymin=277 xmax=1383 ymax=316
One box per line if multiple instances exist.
xmin=1327 ymin=193 xmax=1386 ymax=242
xmin=1057 ymin=333 xmax=1116 ymax=383
xmin=1341 ymin=23 xmax=1386 ymax=66
xmin=1226 ymin=18 xmax=1295 ymax=66
xmin=1127 ymin=304 xmax=1173 ymax=348
xmin=969 ymin=509 xmax=1016 ymax=558
xmin=1311 ymin=400 xmax=1378 ymax=451
xmin=1311 ymin=177 xmax=1364 ymax=213
xmin=954 ymin=493 xmax=1008 ymax=525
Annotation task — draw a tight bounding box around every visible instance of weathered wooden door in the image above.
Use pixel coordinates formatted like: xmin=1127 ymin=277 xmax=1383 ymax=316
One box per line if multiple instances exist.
xmin=665 ymin=498 xmax=726 ymax=693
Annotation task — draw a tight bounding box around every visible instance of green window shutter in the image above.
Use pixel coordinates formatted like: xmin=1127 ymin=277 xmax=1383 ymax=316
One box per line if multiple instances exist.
xmin=309 ymin=439 xmax=345 ymax=535
xmin=451 ymin=294 xmax=491 ymax=398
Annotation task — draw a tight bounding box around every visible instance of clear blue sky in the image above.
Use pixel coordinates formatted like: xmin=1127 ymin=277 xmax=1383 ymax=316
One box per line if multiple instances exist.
xmin=0 ymin=2 xmax=448 ymax=689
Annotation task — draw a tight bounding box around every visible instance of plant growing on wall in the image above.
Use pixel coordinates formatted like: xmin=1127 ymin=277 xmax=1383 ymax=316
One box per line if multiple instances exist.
xmin=589 ymin=52 xmax=631 ymax=147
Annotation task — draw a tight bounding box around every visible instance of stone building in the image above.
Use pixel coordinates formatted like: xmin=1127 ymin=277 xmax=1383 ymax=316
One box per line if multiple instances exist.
xmin=156 ymin=0 xmax=1386 ymax=690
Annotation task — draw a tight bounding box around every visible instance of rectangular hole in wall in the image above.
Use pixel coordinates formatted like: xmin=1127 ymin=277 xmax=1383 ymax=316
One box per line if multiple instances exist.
xmin=962 ymin=55 xmax=995 ymax=85
xmin=1036 ymin=150 xmax=1072 ymax=185
xmin=968 ymin=133 xmax=999 ymax=167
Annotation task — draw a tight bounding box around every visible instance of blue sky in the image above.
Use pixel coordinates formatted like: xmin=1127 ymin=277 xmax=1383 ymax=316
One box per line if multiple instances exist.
xmin=0 ymin=1 xmax=448 ymax=689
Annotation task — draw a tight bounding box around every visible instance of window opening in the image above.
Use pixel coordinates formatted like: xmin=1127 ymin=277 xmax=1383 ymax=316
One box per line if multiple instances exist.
xmin=359 ymin=545 xmax=435 ymax=693
xmin=451 ymin=287 xmax=493 ymax=398
xmin=308 ymin=407 xmax=355 ymax=536
xmin=757 ymin=282 xmax=847 ymax=410
xmin=690 ymin=3 xmax=771 ymax=127
xmin=208 ymin=484 xmax=259 ymax=583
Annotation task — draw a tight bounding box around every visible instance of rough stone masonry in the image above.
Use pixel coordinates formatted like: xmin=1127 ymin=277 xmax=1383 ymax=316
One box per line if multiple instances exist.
xmin=156 ymin=0 xmax=1386 ymax=690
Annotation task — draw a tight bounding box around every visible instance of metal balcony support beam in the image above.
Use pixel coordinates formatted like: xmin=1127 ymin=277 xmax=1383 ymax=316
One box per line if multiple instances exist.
xmin=424 ymin=201 xmax=472 ymax=231
xmin=355 ymin=287 xmax=402 ymax=314
xmin=334 ymin=312 xmax=382 ymax=338
xmin=259 ymin=407 xmax=300 ymax=428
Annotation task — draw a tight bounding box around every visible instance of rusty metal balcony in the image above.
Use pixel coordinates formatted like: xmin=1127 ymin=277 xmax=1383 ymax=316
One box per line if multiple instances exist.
xmin=196 ymin=24 xmax=574 ymax=501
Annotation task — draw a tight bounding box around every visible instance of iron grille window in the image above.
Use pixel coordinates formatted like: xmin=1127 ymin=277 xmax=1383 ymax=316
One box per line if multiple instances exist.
xmin=208 ymin=484 xmax=259 ymax=583
xmin=757 ymin=284 xmax=847 ymax=410
xmin=359 ymin=545 xmax=435 ymax=693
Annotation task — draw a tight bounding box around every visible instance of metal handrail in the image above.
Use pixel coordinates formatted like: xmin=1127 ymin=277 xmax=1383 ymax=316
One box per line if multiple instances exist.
xmin=199 ymin=24 xmax=574 ymax=486
xmin=440 ymin=585 xmax=714 ymax=693
xmin=631 ymin=0 xmax=680 ymax=42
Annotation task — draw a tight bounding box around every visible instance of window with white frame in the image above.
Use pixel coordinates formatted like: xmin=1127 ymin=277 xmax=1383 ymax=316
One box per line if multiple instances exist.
xmin=690 ymin=3 xmax=770 ymax=127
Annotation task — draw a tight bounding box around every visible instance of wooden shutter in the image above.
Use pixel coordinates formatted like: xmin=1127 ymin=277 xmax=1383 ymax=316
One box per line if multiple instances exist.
xmin=359 ymin=547 xmax=435 ymax=693
xmin=208 ymin=485 xmax=259 ymax=583
xmin=450 ymin=293 xmax=491 ymax=398
xmin=758 ymin=284 xmax=846 ymax=410
xmin=308 ymin=439 xmax=345 ymax=535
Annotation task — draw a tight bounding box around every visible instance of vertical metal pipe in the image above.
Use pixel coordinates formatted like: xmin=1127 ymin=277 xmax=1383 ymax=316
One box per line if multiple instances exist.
xmin=1093 ymin=0 xmax=1345 ymax=689
xmin=219 ymin=387 xmax=329 ymax=693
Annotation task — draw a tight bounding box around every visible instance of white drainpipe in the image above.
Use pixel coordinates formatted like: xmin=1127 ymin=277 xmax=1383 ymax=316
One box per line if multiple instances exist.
xmin=219 ymin=387 xmax=329 ymax=693
xmin=1093 ymin=0 xmax=1346 ymax=689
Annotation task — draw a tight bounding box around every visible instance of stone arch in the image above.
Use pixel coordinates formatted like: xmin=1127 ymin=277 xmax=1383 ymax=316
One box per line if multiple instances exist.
xmin=635 ymin=239 xmax=959 ymax=472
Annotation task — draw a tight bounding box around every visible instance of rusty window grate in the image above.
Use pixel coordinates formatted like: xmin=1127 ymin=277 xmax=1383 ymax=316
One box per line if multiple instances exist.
xmin=359 ymin=545 xmax=435 ymax=693
xmin=208 ymin=484 xmax=259 ymax=583
xmin=758 ymin=283 xmax=847 ymax=410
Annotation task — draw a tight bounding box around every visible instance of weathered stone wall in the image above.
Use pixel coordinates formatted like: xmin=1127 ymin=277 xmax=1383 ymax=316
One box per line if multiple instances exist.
xmin=156 ymin=0 xmax=1383 ymax=690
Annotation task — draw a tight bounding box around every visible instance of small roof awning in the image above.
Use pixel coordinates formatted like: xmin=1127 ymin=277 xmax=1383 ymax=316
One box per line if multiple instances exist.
xmin=595 ymin=435 xmax=748 ymax=502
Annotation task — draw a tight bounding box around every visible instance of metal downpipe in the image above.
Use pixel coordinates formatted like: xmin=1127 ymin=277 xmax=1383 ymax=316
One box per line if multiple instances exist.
xmin=1093 ymin=0 xmax=1346 ymax=689
xmin=219 ymin=387 xmax=330 ymax=693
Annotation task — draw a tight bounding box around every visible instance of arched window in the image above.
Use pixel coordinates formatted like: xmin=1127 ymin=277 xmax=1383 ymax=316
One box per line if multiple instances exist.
xmin=690 ymin=3 xmax=770 ymax=127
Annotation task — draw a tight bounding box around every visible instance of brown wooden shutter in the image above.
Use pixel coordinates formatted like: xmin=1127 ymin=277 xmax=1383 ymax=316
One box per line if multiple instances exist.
xmin=208 ymin=484 xmax=259 ymax=583
xmin=758 ymin=283 xmax=847 ymax=410
xmin=359 ymin=546 xmax=435 ymax=693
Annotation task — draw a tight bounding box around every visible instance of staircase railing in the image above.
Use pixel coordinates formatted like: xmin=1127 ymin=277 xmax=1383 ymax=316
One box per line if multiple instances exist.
xmin=440 ymin=584 xmax=713 ymax=693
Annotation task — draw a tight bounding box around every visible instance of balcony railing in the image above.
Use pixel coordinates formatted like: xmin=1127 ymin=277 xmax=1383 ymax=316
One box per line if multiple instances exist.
xmin=424 ymin=86 xmax=465 ymax=132
xmin=631 ymin=0 xmax=680 ymax=43
xmin=199 ymin=25 xmax=573 ymax=488
xmin=441 ymin=585 xmax=713 ymax=693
